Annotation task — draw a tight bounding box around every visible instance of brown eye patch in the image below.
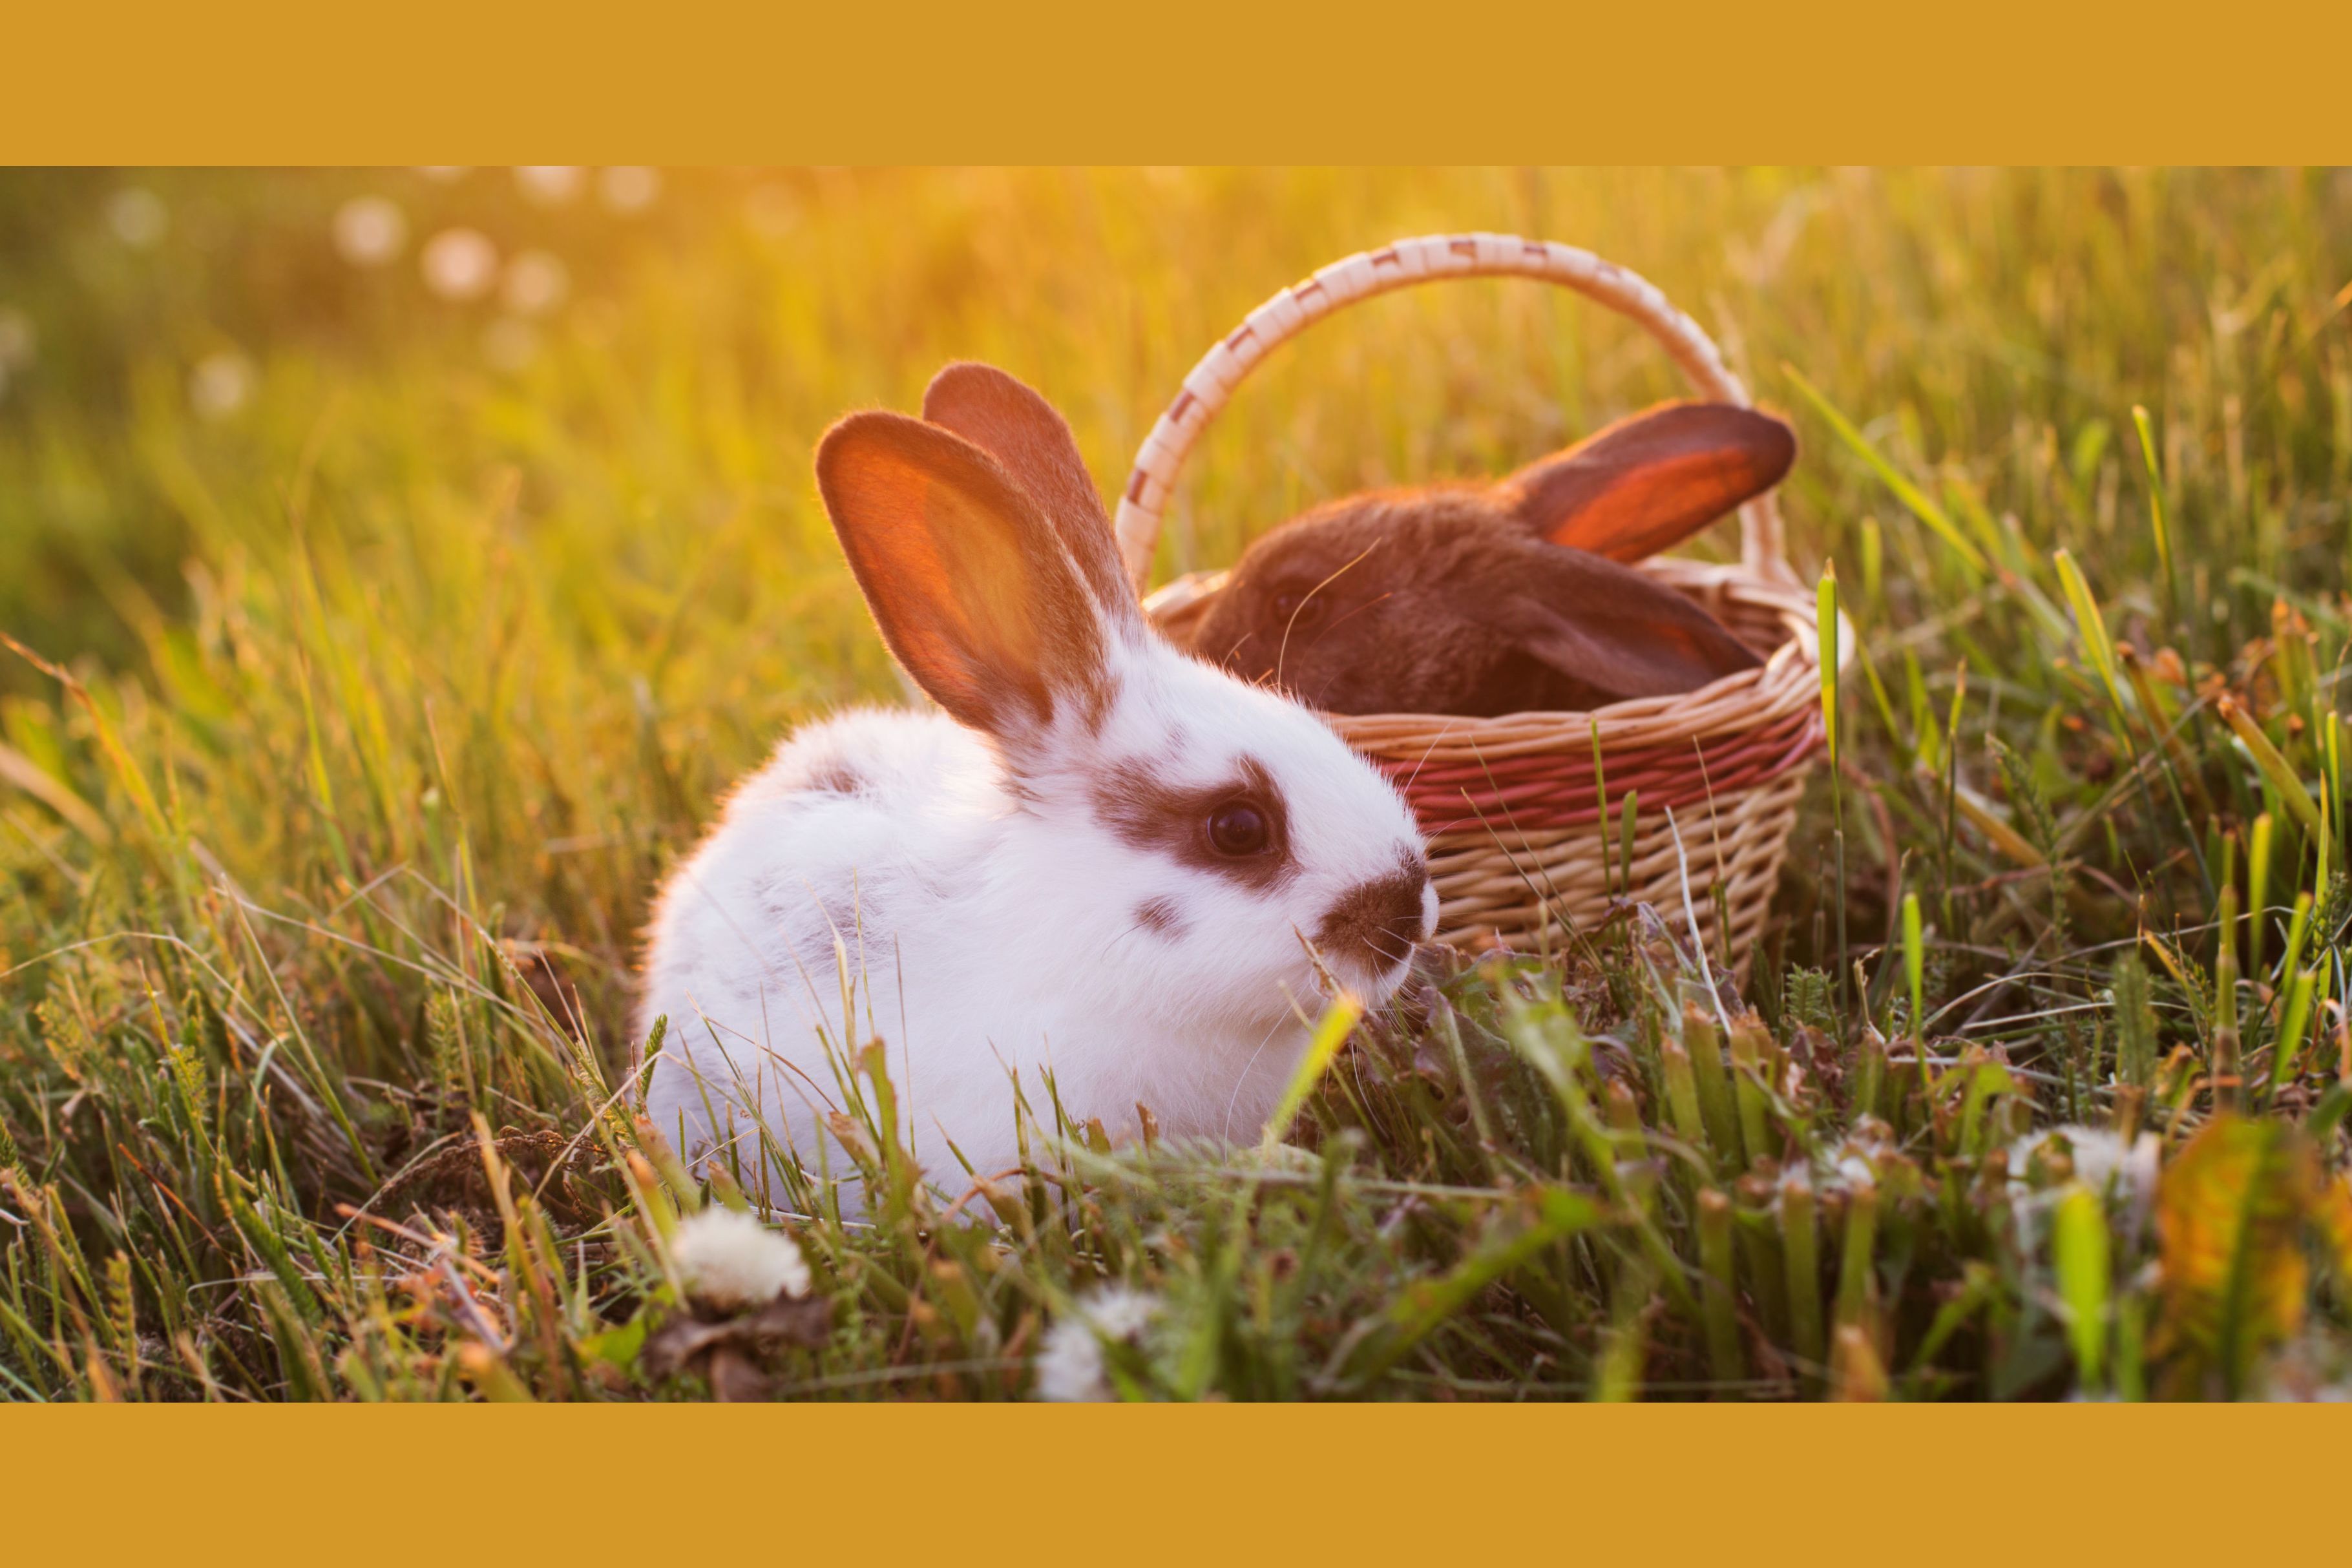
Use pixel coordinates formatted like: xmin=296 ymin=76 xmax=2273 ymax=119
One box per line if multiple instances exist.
xmin=1093 ymin=755 xmax=1296 ymax=890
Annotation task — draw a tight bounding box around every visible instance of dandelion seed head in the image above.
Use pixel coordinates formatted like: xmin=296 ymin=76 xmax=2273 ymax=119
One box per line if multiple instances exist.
xmin=2010 ymin=1125 xmax=2158 ymax=1209
xmin=1033 ymin=1286 xmax=1162 ymax=1401
xmin=670 ymin=1206 xmax=810 ymax=1308
xmin=1034 ymin=1315 xmax=1109 ymax=1401
xmin=1082 ymin=1285 xmax=1160 ymax=1342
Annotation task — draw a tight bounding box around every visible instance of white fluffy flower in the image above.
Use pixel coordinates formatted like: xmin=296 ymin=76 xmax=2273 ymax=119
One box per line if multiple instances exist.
xmin=1080 ymin=1284 xmax=1160 ymax=1342
xmin=2009 ymin=1125 xmax=2159 ymax=1209
xmin=2004 ymin=1124 xmax=2161 ymax=1255
xmin=1034 ymin=1286 xmax=1162 ymax=1402
xmin=670 ymin=1206 xmax=810 ymax=1308
xmin=1034 ymin=1316 xmax=1109 ymax=1402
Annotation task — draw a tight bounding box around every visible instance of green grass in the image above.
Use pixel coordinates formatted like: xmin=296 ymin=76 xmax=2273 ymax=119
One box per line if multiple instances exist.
xmin=5 ymin=166 xmax=2352 ymax=1401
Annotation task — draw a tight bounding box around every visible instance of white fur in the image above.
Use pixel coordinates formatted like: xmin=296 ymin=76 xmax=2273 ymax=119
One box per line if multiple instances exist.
xmin=636 ymin=630 xmax=1431 ymax=1196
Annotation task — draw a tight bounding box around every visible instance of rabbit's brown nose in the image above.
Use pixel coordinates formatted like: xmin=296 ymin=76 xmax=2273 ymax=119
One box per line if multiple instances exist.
xmin=1316 ymin=853 xmax=1431 ymax=974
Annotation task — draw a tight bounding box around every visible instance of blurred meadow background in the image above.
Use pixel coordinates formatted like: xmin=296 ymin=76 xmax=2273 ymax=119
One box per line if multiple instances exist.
xmin=6 ymin=167 xmax=2352 ymax=1401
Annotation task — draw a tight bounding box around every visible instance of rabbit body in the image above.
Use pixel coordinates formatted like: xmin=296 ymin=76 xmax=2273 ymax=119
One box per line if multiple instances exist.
xmin=638 ymin=366 xmax=1434 ymax=1191
xmin=1188 ymin=402 xmax=1795 ymax=717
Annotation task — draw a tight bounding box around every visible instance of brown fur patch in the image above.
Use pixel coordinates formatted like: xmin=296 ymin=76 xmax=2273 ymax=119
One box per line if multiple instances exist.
xmin=1093 ymin=755 xmax=1296 ymax=890
xmin=804 ymin=758 xmax=865 ymax=795
xmin=1314 ymin=850 xmax=1430 ymax=972
xmin=1134 ymin=895 xmax=1185 ymax=937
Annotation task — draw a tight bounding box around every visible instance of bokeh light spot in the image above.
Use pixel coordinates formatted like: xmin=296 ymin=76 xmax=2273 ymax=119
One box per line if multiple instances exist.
xmin=500 ymin=250 xmax=570 ymax=318
xmin=0 ymin=307 xmax=34 ymax=371
xmin=107 ymin=188 xmax=169 ymax=248
xmin=515 ymin=167 xmax=585 ymax=206
xmin=598 ymin=166 xmax=662 ymax=214
xmin=744 ymin=184 xmax=800 ymax=242
xmin=189 ymin=350 xmax=254 ymax=419
xmin=421 ymin=229 xmax=499 ymax=301
xmin=481 ymin=317 xmax=540 ymax=372
xmin=333 ymin=196 xmax=410 ymax=266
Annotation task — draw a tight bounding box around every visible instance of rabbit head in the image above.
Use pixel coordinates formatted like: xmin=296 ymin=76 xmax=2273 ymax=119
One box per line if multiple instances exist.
xmin=817 ymin=363 xmax=1436 ymax=1006
xmin=1186 ymin=402 xmax=1794 ymax=716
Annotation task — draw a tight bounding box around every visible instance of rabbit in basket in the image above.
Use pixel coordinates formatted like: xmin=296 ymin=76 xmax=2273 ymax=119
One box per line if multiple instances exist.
xmin=637 ymin=364 xmax=1436 ymax=1195
xmin=1184 ymin=402 xmax=1797 ymax=716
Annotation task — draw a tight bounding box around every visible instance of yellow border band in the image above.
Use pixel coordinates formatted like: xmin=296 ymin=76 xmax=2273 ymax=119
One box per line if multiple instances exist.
xmin=8 ymin=1405 xmax=2351 ymax=1561
xmin=5 ymin=2 xmax=2351 ymax=163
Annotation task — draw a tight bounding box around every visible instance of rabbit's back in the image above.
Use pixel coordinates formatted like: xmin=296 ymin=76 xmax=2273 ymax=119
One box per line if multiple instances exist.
xmin=635 ymin=710 xmax=1007 ymax=1142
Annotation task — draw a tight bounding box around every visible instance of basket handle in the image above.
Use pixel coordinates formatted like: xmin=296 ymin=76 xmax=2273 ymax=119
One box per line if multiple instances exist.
xmin=1113 ymin=233 xmax=1793 ymax=592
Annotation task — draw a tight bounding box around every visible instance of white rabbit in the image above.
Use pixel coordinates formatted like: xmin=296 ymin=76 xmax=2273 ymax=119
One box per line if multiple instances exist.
xmin=636 ymin=363 xmax=1434 ymax=1196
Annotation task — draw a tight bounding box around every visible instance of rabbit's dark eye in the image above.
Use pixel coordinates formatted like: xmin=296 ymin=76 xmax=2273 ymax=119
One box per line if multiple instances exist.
xmin=1206 ymin=800 xmax=1272 ymax=857
xmin=1270 ymin=589 xmax=1325 ymax=625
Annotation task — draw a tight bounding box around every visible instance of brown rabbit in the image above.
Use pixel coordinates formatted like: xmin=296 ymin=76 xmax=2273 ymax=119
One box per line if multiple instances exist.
xmin=1184 ymin=402 xmax=1796 ymax=716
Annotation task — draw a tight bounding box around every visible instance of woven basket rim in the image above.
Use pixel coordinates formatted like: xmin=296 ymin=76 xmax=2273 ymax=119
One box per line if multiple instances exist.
xmin=1114 ymin=231 xmax=1800 ymax=592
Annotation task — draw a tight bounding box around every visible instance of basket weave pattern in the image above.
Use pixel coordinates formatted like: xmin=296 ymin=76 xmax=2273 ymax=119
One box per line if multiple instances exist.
xmin=1121 ymin=235 xmax=1832 ymax=965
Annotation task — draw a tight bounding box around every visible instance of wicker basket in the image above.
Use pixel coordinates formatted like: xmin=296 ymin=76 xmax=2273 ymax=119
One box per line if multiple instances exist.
xmin=1117 ymin=233 xmax=1842 ymax=971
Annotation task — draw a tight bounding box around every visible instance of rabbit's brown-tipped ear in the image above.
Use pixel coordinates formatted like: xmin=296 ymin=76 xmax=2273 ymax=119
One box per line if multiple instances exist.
xmin=920 ymin=362 xmax=1138 ymax=629
xmin=817 ymin=411 xmax=1109 ymax=738
xmin=1499 ymin=402 xmax=1796 ymax=564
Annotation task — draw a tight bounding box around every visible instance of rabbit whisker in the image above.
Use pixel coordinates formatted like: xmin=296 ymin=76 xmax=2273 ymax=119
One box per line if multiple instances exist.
xmin=1274 ymin=539 xmax=1383 ymax=691
xmin=1303 ymin=591 xmax=1393 ymax=649
xmin=1095 ymin=915 xmax=1155 ymax=966
xmin=1221 ymin=1011 xmax=1295 ymax=1143
xmin=1397 ymin=732 xmax=1450 ymax=792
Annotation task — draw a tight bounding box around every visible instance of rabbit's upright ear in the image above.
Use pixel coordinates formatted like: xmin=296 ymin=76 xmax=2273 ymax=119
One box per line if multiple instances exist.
xmin=818 ymin=412 xmax=1111 ymax=738
xmin=920 ymin=362 xmax=1140 ymax=631
xmin=1500 ymin=402 xmax=1795 ymax=564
